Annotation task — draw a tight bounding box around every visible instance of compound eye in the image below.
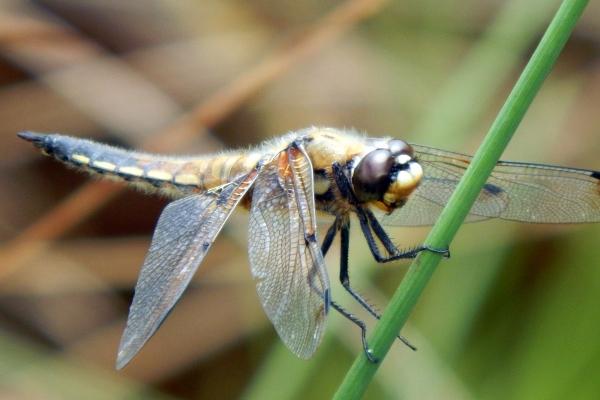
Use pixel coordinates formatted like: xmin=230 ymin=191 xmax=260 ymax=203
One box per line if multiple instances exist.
xmin=352 ymin=149 xmax=394 ymax=201
xmin=388 ymin=139 xmax=414 ymax=157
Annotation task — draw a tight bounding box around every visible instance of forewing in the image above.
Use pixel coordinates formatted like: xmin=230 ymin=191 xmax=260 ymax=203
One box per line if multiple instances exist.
xmin=116 ymin=170 xmax=259 ymax=369
xmin=248 ymin=148 xmax=330 ymax=359
xmin=381 ymin=144 xmax=600 ymax=226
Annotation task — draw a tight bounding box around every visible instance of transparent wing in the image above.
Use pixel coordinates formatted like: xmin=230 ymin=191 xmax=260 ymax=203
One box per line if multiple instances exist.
xmin=380 ymin=144 xmax=600 ymax=226
xmin=116 ymin=170 xmax=259 ymax=369
xmin=248 ymin=146 xmax=330 ymax=359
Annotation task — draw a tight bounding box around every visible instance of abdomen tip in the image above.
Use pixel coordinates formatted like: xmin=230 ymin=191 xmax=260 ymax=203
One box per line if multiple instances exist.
xmin=18 ymin=131 xmax=47 ymax=144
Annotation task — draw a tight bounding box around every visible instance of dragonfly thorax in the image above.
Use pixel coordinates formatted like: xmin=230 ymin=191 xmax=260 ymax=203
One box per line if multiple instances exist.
xmin=351 ymin=139 xmax=423 ymax=213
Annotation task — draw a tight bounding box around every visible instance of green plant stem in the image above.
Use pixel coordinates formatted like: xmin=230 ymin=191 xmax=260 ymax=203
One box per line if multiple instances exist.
xmin=333 ymin=0 xmax=589 ymax=398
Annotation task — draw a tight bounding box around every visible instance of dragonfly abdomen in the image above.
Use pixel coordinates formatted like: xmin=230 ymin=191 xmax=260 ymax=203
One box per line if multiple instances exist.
xmin=18 ymin=132 xmax=260 ymax=198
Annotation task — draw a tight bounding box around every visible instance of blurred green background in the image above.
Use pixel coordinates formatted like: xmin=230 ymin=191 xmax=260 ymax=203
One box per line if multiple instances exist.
xmin=0 ymin=0 xmax=599 ymax=399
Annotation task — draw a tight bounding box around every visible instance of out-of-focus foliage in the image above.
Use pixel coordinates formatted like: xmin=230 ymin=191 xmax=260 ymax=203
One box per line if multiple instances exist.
xmin=0 ymin=1 xmax=598 ymax=399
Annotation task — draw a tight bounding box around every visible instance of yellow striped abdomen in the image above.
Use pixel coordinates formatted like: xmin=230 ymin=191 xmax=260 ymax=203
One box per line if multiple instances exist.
xmin=19 ymin=128 xmax=371 ymax=200
xmin=18 ymin=132 xmax=261 ymax=198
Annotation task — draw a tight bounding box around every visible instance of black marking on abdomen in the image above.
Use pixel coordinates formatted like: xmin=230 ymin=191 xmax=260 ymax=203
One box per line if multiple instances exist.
xmin=19 ymin=132 xmax=75 ymax=160
xmin=19 ymin=132 xmax=137 ymax=171
xmin=592 ymin=171 xmax=600 ymax=180
xmin=20 ymin=132 xmax=172 ymax=188
xmin=20 ymin=132 xmax=211 ymax=198
xmin=114 ymin=172 xmax=135 ymax=182
xmin=146 ymin=178 xmax=166 ymax=188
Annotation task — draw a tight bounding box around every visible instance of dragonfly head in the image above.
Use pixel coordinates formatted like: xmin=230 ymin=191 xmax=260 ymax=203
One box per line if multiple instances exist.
xmin=351 ymin=139 xmax=423 ymax=212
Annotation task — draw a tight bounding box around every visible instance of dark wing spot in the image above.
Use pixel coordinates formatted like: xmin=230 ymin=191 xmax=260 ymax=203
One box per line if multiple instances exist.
xmin=216 ymin=190 xmax=230 ymax=206
xmin=305 ymin=232 xmax=317 ymax=244
xmin=482 ymin=183 xmax=503 ymax=196
xmin=592 ymin=171 xmax=600 ymax=195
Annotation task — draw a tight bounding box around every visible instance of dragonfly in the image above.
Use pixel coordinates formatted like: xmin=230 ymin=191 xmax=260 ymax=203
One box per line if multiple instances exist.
xmin=18 ymin=127 xmax=600 ymax=367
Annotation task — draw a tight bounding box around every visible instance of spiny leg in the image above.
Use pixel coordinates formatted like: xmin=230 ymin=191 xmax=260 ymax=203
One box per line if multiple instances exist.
xmin=331 ymin=160 xmax=449 ymax=262
xmin=361 ymin=209 xmax=450 ymax=262
xmin=338 ymin=220 xmax=416 ymax=350
xmin=322 ymin=221 xmax=378 ymax=360
xmin=330 ymin=163 xmax=418 ymax=349
xmin=320 ymin=220 xmax=338 ymax=256
xmin=338 ymin=219 xmax=381 ymax=317
xmin=322 ymin=218 xmax=416 ymax=351
xmin=330 ymin=300 xmax=378 ymax=363
xmin=356 ymin=206 xmax=449 ymax=262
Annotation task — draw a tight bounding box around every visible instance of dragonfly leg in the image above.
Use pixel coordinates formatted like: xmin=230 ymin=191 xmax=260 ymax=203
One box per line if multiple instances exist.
xmin=321 ymin=218 xmax=416 ymax=350
xmin=330 ymin=300 xmax=378 ymax=363
xmin=327 ymin=162 xmax=420 ymax=350
xmin=355 ymin=208 xmax=413 ymax=261
xmin=321 ymin=218 xmax=384 ymax=318
xmin=331 ymin=160 xmax=449 ymax=261
xmin=338 ymin=220 xmax=416 ymax=351
xmin=320 ymin=220 xmax=338 ymax=256
xmin=367 ymin=208 xmax=451 ymax=257
xmin=358 ymin=207 xmax=450 ymax=261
